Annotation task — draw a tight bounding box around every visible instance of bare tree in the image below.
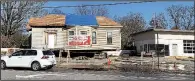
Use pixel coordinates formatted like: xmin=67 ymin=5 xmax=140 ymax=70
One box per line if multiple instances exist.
xmin=74 ymin=5 xmax=109 ymax=16
xmin=149 ymin=13 xmax=168 ymax=29
xmin=115 ymin=12 xmax=146 ymax=49
xmin=1 ymin=1 xmax=46 ymax=37
xmin=167 ymin=5 xmax=194 ymax=30
xmin=1 ymin=31 xmax=27 ymax=48
xmin=49 ymin=8 xmax=65 ymax=15
xmin=166 ymin=5 xmax=183 ymax=29
xmin=1 ymin=1 xmax=46 ymax=48
xmin=180 ymin=6 xmax=194 ymax=30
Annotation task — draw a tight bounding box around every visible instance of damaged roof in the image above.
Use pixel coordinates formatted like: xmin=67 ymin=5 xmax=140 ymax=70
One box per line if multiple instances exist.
xmin=27 ymin=14 xmax=122 ymax=30
xmin=65 ymin=14 xmax=98 ymax=26
xmin=28 ymin=14 xmax=65 ymax=27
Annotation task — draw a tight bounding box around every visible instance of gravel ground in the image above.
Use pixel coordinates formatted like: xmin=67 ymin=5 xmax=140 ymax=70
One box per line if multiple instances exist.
xmin=113 ymin=56 xmax=194 ymax=71
xmin=1 ymin=68 xmax=194 ymax=80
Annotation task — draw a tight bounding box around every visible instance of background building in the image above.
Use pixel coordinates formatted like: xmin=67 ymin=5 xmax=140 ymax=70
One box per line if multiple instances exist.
xmin=132 ymin=29 xmax=194 ymax=57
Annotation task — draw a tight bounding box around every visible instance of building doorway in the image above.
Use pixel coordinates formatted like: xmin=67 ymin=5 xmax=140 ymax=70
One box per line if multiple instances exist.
xmin=48 ymin=34 xmax=55 ymax=48
xmin=172 ymin=44 xmax=178 ymax=56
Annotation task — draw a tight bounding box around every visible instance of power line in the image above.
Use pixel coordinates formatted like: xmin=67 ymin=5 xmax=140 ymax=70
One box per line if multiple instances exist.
xmin=43 ymin=1 xmax=154 ymax=8
xmin=1 ymin=1 xmax=155 ymax=10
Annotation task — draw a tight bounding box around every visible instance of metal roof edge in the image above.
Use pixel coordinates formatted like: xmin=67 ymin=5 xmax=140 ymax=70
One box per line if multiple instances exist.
xmin=132 ymin=28 xmax=194 ymax=36
xmin=153 ymin=29 xmax=194 ymax=32
xmin=99 ymin=26 xmax=123 ymax=27
xmin=131 ymin=29 xmax=154 ymax=36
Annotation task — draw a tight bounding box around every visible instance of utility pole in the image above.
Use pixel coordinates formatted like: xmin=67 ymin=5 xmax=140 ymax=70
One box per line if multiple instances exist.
xmin=157 ymin=32 xmax=159 ymax=69
xmin=154 ymin=13 xmax=156 ymax=29
xmin=154 ymin=13 xmax=160 ymax=69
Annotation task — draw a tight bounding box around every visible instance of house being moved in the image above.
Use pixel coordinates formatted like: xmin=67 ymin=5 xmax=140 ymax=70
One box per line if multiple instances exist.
xmin=26 ymin=14 xmax=123 ymax=57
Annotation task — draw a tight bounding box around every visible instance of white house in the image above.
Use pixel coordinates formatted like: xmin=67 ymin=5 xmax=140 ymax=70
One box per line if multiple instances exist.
xmin=132 ymin=29 xmax=194 ymax=57
xmin=26 ymin=14 xmax=123 ymax=58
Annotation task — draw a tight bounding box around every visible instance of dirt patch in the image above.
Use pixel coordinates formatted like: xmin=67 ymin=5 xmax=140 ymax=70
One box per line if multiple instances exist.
xmin=56 ymin=56 xmax=194 ymax=75
xmin=109 ymin=63 xmax=194 ymax=75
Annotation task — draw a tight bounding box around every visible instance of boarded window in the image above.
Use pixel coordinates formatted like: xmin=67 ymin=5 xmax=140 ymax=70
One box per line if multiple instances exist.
xmin=107 ymin=32 xmax=112 ymax=44
xmin=69 ymin=31 xmax=74 ymax=35
xmin=92 ymin=31 xmax=96 ymax=44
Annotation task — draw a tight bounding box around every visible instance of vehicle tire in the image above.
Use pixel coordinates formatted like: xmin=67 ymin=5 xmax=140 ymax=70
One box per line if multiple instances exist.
xmin=31 ymin=62 xmax=41 ymax=71
xmin=1 ymin=60 xmax=6 ymax=70
xmin=47 ymin=65 xmax=54 ymax=69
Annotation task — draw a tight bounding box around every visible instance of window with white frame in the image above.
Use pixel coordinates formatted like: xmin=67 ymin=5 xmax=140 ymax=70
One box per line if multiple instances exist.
xmin=69 ymin=31 xmax=74 ymax=35
xmin=80 ymin=31 xmax=87 ymax=35
xmin=183 ymin=40 xmax=195 ymax=53
xmin=107 ymin=32 xmax=112 ymax=44
xmin=92 ymin=31 xmax=96 ymax=44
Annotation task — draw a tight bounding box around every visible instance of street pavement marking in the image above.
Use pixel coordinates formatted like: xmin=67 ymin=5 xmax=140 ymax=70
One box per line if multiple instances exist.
xmin=16 ymin=74 xmax=67 ymax=78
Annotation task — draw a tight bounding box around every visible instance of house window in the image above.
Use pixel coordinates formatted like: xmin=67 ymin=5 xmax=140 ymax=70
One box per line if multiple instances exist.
xmin=183 ymin=40 xmax=195 ymax=53
xmin=69 ymin=31 xmax=74 ymax=35
xmin=80 ymin=31 xmax=87 ymax=35
xmin=107 ymin=32 xmax=112 ymax=44
xmin=92 ymin=31 xmax=96 ymax=44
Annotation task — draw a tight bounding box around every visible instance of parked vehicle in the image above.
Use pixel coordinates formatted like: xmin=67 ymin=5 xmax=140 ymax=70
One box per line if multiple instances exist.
xmin=1 ymin=49 xmax=56 ymax=71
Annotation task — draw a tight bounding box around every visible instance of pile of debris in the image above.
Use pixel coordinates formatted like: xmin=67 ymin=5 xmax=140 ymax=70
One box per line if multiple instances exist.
xmin=74 ymin=56 xmax=89 ymax=60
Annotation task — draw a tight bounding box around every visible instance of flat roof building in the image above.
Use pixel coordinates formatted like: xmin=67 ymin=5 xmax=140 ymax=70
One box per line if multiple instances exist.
xmin=132 ymin=29 xmax=194 ymax=57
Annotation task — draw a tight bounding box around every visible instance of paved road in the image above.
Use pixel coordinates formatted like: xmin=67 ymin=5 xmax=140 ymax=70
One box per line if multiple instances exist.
xmin=1 ymin=68 xmax=194 ymax=80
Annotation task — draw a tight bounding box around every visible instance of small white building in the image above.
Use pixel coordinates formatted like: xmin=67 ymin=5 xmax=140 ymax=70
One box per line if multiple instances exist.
xmin=132 ymin=29 xmax=194 ymax=57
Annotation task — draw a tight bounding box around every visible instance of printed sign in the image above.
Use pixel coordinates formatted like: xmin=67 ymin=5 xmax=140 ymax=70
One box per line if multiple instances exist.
xmin=68 ymin=35 xmax=90 ymax=46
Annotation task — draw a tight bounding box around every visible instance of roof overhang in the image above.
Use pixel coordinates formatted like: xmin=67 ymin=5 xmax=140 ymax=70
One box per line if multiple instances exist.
xmin=26 ymin=14 xmax=123 ymax=30
xmin=99 ymin=26 xmax=123 ymax=28
xmin=131 ymin=28 xmax=194 ymax=36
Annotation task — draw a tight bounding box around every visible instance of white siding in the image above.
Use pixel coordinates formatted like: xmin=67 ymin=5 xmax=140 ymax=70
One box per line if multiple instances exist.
xmin=31 ymin=28 xmax=44 ymax=48
xmin=156 ymin=32 xmax=194 ymax=57
xmin=31 ymin=28 xmax=65 ymax=49
xmin=31 ymin=26 xmax=122 ymax=50
xmin=134 ymin=31 xmax=194 ymax=57
xmin=67 ymin=27 xmax=121 ymax=50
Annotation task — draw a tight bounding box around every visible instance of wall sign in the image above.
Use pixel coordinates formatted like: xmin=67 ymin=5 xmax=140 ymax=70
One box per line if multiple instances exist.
xmin=68 ymin=35 xmax=90 ymax=46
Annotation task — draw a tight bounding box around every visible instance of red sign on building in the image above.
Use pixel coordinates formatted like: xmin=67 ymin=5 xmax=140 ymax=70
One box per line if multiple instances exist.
xmin=68 ymin=35 xmax=90 ymax=46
